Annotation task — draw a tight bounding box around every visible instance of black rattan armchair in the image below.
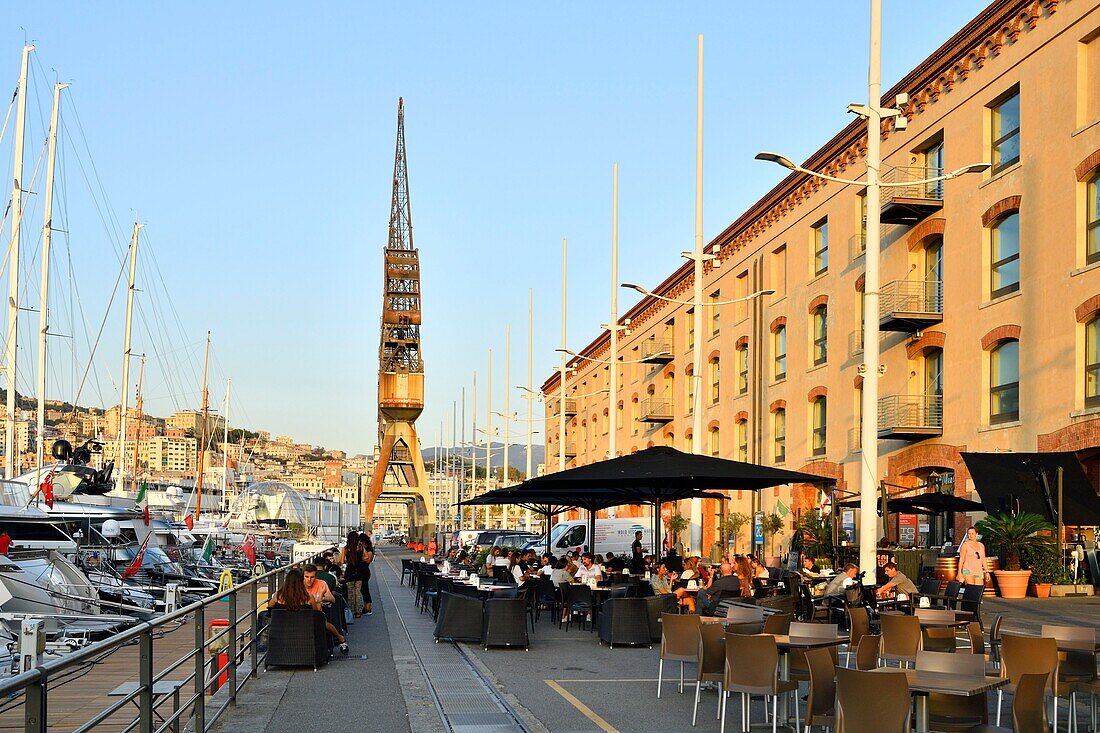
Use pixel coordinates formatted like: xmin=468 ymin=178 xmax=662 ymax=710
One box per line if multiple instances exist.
xmin=434 ymin=592 xmax=484 ymax=643
xmin=483 ymin=598 xmax=529 ymax=650
xmin=598 ymin=597 xmax=652 ymax=648
xmin=264 ymin=609 xmax=330 ymax=671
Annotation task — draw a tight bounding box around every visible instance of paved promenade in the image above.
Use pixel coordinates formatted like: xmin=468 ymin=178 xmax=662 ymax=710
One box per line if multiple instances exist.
xmin=210 ymin=547 xmax=1100 ymax=733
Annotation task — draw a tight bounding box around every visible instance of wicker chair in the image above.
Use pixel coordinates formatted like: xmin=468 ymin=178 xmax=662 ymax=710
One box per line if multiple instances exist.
xmin=646 ymin=594 xmax=679 ymax=642
xmin=483 ymin=598 xmax=529 ymax=650
xmin=264 ymin=609 xmax=330 ymax=671
xmin=433 ymin=592 xmax=484 ymax=643
xmin=597 ymin=597 xmax=652 ymax=648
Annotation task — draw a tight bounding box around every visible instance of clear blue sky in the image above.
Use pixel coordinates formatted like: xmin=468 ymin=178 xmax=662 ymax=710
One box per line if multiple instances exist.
xmin=5 ymin=2 xmax=985 ymax=457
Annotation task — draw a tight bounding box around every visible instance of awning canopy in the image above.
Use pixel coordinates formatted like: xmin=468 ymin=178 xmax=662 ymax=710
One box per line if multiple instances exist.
xmin=456 ymin=483 xmax=728 ymax=513
xmin=960 ymin=452 xmax=1100 ymax=525
xmin=835 ymin=496 xmax=935 ymax=515
xmin=835 ymin=492 xmax=983 ymax=515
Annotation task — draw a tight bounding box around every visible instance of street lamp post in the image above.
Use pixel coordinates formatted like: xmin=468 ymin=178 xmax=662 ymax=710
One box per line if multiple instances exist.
xmin=691 ymin=33 xmax=705 ymax=555
xmin=754 ymin=0 xmax=988 ymax=575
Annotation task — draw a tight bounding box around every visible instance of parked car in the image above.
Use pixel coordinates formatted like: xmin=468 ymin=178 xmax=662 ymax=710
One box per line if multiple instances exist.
xmin=491 ymin=532 xmax=540 ymax=550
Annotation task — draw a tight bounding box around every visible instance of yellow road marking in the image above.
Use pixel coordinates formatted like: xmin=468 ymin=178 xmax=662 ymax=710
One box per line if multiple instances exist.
xmin=544 ymin=680 xmax=621 ymax=733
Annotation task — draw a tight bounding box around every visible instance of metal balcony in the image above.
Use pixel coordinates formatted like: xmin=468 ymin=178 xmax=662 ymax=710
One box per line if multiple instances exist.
xmin=849 ymin=233 xmax=867 ymax=260
xmin=880 ymin=166 xmax=944 ymax=225
xmin=879 ymin=280 xmax=943 ymax=332
xmin=558 ymin=398 xmax=577 ymax=417
xmin=848 ymin=427 xmax=862 ymax=453
xmin=848 ymin=329 xmax=864 ymax=356
xmin=640 ymin=398 xmax=674 ymax=423
xmin=563 ymin=439 xmax=577 ymax=458
xmin=640 ymin=338 xmax=674 ymax=364
xmin=878 ymin=394 xmax=943 ymax=439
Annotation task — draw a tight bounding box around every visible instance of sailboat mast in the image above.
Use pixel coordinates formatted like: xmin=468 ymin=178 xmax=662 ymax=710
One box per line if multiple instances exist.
xmin=5 ymin=45 xmax=33 ymax=480
xmin=193 ymin=331 xmax=211 ymax=521
xmin=131 ymin=354 xmax=145 ymax=482
xmin=114 ymin=222 xmax=142 ymax=494
xmin=222 ymin=378 xmax=230 ymax=511
xmin=35 ymin=81 xmax=67 ymax=488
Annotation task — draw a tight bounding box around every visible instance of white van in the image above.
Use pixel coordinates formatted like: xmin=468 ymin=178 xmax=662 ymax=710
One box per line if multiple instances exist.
xmin=526 ymin=518 xmax=654 ymax=557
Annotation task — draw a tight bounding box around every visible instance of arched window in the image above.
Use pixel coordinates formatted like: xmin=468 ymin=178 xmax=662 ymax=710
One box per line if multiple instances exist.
xmin=991 ymin=212 xmax=1020 ymax=299
xmin=774 ymin=325 xmax=787 ymax=380
xmin=709 ymin=426 xmax=720 ymax=457
xmin=736 ymin=419 xmax=748 ymax=462
xmin=1089 ymin=174 xmax=1100 ymax=265
xmin=925 ymin=347 xmax=944 ymax=397
xmin=811 ymin=397 xmax=827 ymax=457
xmin=710 ymin=357 xmax=721 ymax=404
xmin=630 ymin=397 xmax=640 ymax=435
xmin=773 ymin=409 xmax=786 ymax=463
xmin=1087 ymin=317 xmax=1100 ymax=408
xmin=812 ymin=305 xmax=828 ymax=366
xmin=686 ymin=431 xmax=693 ymax=453
xmin=737 ymin=343 xmax=749 ymax=394
xmin=686 ymin=367 xmax=695 ymax=412
xmin=990 ymin=339 xmax=1020 ymax=424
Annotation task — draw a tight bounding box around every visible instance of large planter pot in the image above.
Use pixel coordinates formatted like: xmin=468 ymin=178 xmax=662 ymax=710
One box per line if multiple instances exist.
xmin=1031 ymin=582 xmax=1052 ymax=598
xmin=994 ymin=569 xmax=1032 ymax=599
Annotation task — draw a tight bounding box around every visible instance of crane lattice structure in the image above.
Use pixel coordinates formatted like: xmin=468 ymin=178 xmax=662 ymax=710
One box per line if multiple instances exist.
xmin=363 ymin=99 xmax=435 ymax=540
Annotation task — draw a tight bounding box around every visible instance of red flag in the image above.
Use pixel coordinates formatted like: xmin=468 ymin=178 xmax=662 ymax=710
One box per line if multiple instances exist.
xmin=143 ymin=504 xmax=151 ymax=526
xmin=40 ymin=474 xmax=54 ymax=509
xmin=184 ymin=514 xmax=194 ymax=530
xmin=123 ymin=535 xmax=150 ymax=579
xmin=243 ymin=535 xmax=256 ymax=566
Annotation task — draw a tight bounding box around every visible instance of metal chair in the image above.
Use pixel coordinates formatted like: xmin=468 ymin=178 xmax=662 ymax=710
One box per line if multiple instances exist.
xmin=433 ymin=592 xmax=484 ymax=643
xmin=693 ymin=622 xmax=726 ymax=726
xmin=533 ymin=578 xmax=559 ymax=624
xmin=957 ymin=583 xmax=984 ymax=626
xmin=725 ymin=604 xmax=765 ymax=623
xmin=483 ymin=598 xmax=529 ymax=650
xmin=1042 ymin=624 xmax=1098 ymax=730
xmin=561 ymin=583 xmax=594 ymax=632
xmin=879 ymin=613 xmax=921 ymax=668
xmin=803 ymin=646 xmax=837 ymax=732
xmin=917 ymin=650 xmax=987 ymax=731
xmin=761 ymin=612 xmax=792 ymax=635
xmin=988 ymin=614 xmax=1004 ymax=671
xmin=855 ymin=634 xmax=881 ymax=670
xmin=400 ymin=559 xmax=415 ymax=586
xmin=657 ymin=612 xmax=700 ymax=698
xmin=846 ymin=606 xmax=869 ymax=667
xmin=917 ymin=608 xmax=958 ymax=653
xmin=721 ymin=632 xmax=799 ymax=733
xmin=597 ymin=597 xmax=651 ymax=648
xmin=996 ymin=633 xmax=1059 ymax=728
xmin=836 ymin=667 xmax=911 ymax=733
xmin=788 ymin=622 xmax=839 ymax=682
xmin=942 ymin=580 xmax=962 ymax=609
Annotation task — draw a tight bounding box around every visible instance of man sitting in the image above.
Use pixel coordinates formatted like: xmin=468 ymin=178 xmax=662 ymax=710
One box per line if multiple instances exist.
xmin=697 ymin=562 xmax=741 ymax=616
xmin=875 ymin=561 xmax=917 ymax=605
xmin=604 ymin=551 xmax=626 ymax=573
xmin=823 ymin=563 xmax=859 ymax=597
xmin=574 ymin=553 xmax=603 ymax=583
xmin=313 ymin=557 xmax=338 ymax=592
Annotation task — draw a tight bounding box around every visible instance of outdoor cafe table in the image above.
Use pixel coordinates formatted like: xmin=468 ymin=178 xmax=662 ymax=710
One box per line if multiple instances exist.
xmin=875 ymin=668 xmax=1008 ymax=733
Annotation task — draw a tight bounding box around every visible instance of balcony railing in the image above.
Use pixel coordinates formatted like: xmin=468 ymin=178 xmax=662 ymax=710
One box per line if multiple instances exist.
xmin=848 ymin=427 xmax=862 ymax=453
xmin=640 ymin=338 xmax=674 ymax=364
xmin=878 ymin=394 xmax=943 ymax=439
xmin=879 ymin=280 xmax=943 ymax=332
xmin=563 ymin=439 xmax=577 ymax=457
xmin=849 ymin=233 xmax=867 ymax=260
xmin=880 ymin=166 xmax=945 ymax=225
xmin=848 ymin=329 xmax=864 ymax=356
xmin=640 ymin=398 xmax=674 ymax=423
xmin=552 ymin=398 xmax=578 ymax=417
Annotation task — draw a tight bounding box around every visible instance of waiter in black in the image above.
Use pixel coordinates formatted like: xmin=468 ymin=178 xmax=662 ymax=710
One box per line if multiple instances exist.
xmin=630 ymin=531 xmax=646 ymax=573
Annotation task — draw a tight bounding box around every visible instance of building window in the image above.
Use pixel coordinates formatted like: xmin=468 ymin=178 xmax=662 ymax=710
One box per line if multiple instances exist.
xmin=991 ymin=212 xmax=1020 ymax=299
xmin=773 ymin=409 xmax=786 ymax=463
xmin=710 ymin=291 xmax=721 ymax=336
xmin=771 ymin=246 xmax=787 ymax=298
xmin=735 ymin=271 xmax=749 ymax=321
xmin=812 ymin=305 xmax=828 ymax=366
xmin=687 ymin=308 xmax=695 ymax=351
xmin=774 ymin=325 xmax=787 ymax=380
xmin=631 ymin=398 xmax=639 ymax=435
xmin=1088 ymin=175 xmax=1100 ymax=265
xmin=709 ymin=426 xmax=720 ymax=457
xmin=856 ymin=194 xmax=867 ymax=256
xmin=813 ymin=219 xmax=829 ymax=276
xmin=990 ymin=339 xmax=1020 ymax=424
xmin=736 ymin=419 xmax=748 ymax=462
xmin=811 ymin=397 xmax=827 ymax=457
xmin=710 ymin=358 xmax=720 ymax=403
xmin=991 ymin=90 xmax=1020 ymax=173
xmin=602 ymin=410 xmax=609 ymax=435
xmin=737 ymin=344 xmax=749 ymax=394
xmin=686 ymin=368 xmax=695 ymax=412
xmin=686 ymin=432 xmax=693 ymax=453
xmin=1087 ymin=318 xmax=1100 ymax=408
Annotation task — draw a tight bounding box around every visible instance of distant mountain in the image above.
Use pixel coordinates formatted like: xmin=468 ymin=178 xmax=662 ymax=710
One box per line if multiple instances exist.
xmin=422 ymin=442 xmax=544 ymax=475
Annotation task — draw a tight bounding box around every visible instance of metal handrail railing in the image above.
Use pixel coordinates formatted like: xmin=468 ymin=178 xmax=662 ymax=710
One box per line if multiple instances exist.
xmin=640 ymin=338 xmax=673 ymax=361
xmin=877 ymin=394 xmax=944 ymax=432
xmin=879 ymin=280 xmax=943 ymax=318
xmin=640 ymin=398 xmax=673 ymax=420
xmin=1 ymin=554 xmax=319 ymax=733
xmin=881 ymin=165 xmax=945 ymax=202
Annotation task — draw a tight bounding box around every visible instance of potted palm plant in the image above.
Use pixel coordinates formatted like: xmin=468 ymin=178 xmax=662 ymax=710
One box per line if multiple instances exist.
xmin=975 ymin=512 xmax=1056 ymax=599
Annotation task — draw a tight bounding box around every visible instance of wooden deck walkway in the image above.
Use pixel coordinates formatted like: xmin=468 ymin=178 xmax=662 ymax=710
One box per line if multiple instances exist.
xmin=0 ymin=598 xmax=259 ymax=732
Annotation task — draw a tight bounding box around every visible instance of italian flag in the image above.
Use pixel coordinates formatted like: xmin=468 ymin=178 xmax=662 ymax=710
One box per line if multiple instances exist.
xmin=201 ymin=534 xmax=214 ymax=562
xmin=135 ymin=481 xmax=150 ymax=526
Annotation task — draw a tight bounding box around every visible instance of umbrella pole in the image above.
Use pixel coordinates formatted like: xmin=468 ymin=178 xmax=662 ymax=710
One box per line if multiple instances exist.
xmin=545 ymin=508 xmax=553 ymax=556
xmin=588 ymin=509 xmax=596 ymax=556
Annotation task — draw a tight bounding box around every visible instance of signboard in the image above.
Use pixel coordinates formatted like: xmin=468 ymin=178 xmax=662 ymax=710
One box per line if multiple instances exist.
xmin=841 ymin=509 xmax=855 ymax=543
xmin=898 ymin=513 xmax=918 ymax=547
xmin=753 ymin=511 xmax=764 ymax=546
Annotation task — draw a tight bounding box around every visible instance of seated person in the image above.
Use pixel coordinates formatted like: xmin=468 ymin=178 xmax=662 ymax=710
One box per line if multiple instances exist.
xmin=650 ymin=562 xmax=673 ymax=594
xmin=272 ymin=568 xmax=347 ymax=654
xmin=823 ymin=564 xmax=859 ymax=597
xmin=314 ymin=557 xmax=338 ymax=592
xmin=549 ymin=558 xmax=573 ymax=587
xmin=800 ymin=555 xmax=821 ymax=578
xmin=750 ymin=556 xmax=771 ymax=580
xmin=875 ymin=561 xmax=917 ymax=602
xmin=604 ymin=551 xmax=626 ymax=573
xmin=484 ymin=547 xmax=502 ymax=575
xmin=697 ymin=562 xmax=742 ymax=616
xmin=574 ymin=553 xmax=604 ymax=583
xmin=303 ymin=564 xmax=335 ymax=605
xmin=875 ymin=538 xmax=897 ymax=587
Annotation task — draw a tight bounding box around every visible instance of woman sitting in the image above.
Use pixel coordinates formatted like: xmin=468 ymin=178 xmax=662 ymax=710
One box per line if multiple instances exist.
xmin=650 ymin=562 xmax=673 ymax=595
xmin=271 ymin=568 xmax=348 ymax=654
xmin=674 ymin=556 xmax=701 ymax=612
xmin=734 ymin=557 xmax=755 ymax=599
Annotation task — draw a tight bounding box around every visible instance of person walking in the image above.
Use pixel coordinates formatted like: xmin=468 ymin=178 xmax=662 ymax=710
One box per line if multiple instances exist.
xmin=957 ymin=526 xmax=987 ymax=586
xmin=360 ymin=533 xmax=375 ymax=615
xmin=340 ymin=531 xmax=365 ymax=618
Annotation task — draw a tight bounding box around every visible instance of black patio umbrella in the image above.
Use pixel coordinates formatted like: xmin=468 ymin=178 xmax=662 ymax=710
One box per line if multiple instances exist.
xmin=508 ymin=446 xmax=833 ymax=556
xmin=834 ymin=496 xmax=938 ymax=515
xmin=960 ymin=452 xmax=1100 ymax=526
xmin=901 ymin=492 xmax=985 ymax=514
